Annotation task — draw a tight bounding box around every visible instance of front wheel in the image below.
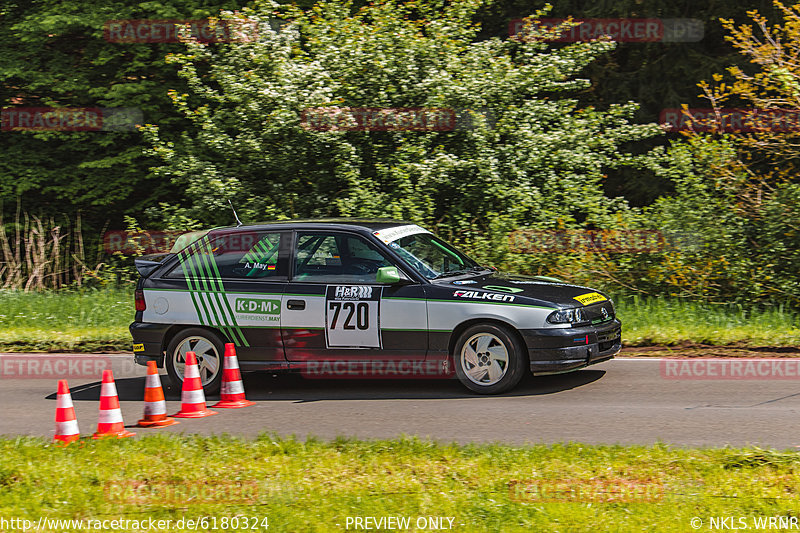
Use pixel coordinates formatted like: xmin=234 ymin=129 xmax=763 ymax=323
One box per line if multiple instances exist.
xmin=165 ymin=328 xmax=225 ymax=395
xmin=454 ymin=323 xmax=528 ymax=394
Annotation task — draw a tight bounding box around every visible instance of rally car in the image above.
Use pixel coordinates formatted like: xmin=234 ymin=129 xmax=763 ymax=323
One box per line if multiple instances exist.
xmin=130 ymin=219 xmax=621 ymax=394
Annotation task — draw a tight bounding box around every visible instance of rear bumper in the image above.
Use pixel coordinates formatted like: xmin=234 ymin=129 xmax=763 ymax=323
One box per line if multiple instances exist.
xmin=129 ymin=322 xmax=168 ymax=367
xmin=520 ymin=319 xmax=621 ymax=375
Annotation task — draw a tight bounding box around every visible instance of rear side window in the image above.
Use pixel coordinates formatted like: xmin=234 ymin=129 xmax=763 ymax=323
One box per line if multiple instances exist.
xmin=165 ymin=231 xmax=286 ymax=280
xmin=236 ymin=234 xmax=281 ymax=277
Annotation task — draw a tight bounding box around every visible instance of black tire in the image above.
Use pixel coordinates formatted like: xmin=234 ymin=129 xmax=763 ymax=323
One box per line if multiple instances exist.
xmin=165 ymin=328 xmax=225 ymax=395
xmin=453 ymin=323 xmax=528 ymax=394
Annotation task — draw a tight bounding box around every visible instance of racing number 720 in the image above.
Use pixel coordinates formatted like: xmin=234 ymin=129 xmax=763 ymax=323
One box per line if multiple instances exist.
xmin=328 ymin=301 xmax=369 ymax=330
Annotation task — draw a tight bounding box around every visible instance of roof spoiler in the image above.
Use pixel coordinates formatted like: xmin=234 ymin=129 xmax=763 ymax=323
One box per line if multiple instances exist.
xmin=134 ymin=258 xmax=164 ymax=278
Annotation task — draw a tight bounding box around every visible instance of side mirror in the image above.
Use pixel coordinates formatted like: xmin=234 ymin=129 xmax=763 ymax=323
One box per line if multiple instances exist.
xmin=376 ymin=266 xmax=402 ymax=284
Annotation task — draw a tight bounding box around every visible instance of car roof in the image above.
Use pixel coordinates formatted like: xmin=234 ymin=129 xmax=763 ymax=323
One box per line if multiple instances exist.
xmin=210 ymin=218 xmax=417 ymax=233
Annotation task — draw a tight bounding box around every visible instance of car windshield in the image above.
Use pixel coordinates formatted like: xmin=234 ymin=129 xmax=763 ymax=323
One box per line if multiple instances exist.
xmin=386 ymin=231 xmax=485 ymax=280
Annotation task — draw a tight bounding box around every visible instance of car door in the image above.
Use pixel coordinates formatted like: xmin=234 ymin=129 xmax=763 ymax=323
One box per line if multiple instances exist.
xmin=281 ymin=230 xmax=428 ymax=370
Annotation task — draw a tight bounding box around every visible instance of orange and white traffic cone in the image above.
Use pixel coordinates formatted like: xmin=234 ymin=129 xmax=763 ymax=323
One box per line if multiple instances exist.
xmin=54 ymin=379 xmax=80 ymax=444
xmin=137 ymin=361 xmax=178 ymax=428
xmin=172 ymin=351 xmax=217 ymax=418
xmin=213 ymin=343 xmax=255 ymax=409
xmin=92 ymin=369 xmax=135 ymax=439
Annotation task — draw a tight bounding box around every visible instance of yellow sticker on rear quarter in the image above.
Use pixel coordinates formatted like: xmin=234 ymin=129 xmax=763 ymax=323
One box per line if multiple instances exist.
xmin=574 ymin=292 xmax=607 ymax=305
xmin=133 ymin=343 xmax=144 ymax=352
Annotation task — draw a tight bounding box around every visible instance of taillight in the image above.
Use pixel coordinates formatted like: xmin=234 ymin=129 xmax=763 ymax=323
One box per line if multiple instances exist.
xmin=135 ymin=289 xmax=146 ymax=311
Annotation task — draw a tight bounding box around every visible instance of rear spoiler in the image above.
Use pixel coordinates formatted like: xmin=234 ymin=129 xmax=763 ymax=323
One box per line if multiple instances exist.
xmin=133 ymin=228 xmax=213 ymax=278
xmin=134 ymin=253 xmax=170 ymax=278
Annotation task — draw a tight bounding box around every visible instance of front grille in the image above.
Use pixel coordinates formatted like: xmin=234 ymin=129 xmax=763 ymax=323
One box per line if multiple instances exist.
xmin=597 ymin=327 xmax=621 ymax=344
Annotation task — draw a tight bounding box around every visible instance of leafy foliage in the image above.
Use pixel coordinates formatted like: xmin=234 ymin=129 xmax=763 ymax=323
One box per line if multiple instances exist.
xmin=643 ymin=2 xmax=800 ymax=306
xmin=145 ymin=0 xmax=662 ymax=243
xmin=0 ymin=0 xmax=244 ymax=225
xmin=4 ymin=0 xmax=800 ymax=309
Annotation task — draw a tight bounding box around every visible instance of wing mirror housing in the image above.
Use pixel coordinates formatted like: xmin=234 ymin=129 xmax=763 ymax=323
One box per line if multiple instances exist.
xmin=376 ymin=266 xmax=409 ymax=284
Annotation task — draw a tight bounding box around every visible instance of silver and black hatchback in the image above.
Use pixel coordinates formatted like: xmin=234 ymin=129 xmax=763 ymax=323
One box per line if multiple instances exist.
xmin=130 ymin=219 xmax=621 ymax=394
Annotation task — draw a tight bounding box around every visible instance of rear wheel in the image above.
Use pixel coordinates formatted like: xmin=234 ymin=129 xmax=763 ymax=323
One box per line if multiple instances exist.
xmin=454 ymin=323 xmax=528 ymax=394
xmin=165 ymin=328 xmax=225 ymax=395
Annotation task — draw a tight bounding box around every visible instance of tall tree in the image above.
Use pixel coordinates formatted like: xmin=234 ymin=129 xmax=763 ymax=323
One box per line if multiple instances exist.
xmin=645 ymin=1 xmax=800 ymax=305
xmin=0 ymin=0 xmax=247 ymax=228
xmin=145 ymin=0 xmax=662 ymax=245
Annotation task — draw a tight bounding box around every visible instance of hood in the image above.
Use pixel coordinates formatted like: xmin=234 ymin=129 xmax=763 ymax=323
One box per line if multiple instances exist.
xmin=435 ymin=272 xmax=611 ymax=309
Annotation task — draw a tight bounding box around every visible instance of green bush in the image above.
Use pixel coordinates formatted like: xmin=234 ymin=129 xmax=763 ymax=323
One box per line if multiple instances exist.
xmin=144 ymin=0 xmax=661 ymax=238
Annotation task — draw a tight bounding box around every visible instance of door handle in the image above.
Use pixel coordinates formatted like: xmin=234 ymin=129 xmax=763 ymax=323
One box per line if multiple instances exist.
xmin=286 ymin=299 xmax=306 ymax=310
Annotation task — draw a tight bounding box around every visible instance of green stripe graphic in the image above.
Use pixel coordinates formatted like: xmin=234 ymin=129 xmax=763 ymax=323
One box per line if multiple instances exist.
xmin=178 ymin=248 xmax=209 ymax=326
xmin=201 ymin=239 xmax=248 ymax=345
xmin=177 ymin=238 xmax=250 ymax=347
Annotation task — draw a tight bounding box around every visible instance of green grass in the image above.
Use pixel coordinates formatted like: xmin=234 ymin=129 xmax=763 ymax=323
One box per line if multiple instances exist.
xmin=615 ymin=295 xmax=800 ymax=347
xmin=0 ymin=289 xmax=133 ymax=351
xmin=1 ymin=435 xmax=800 ymax=532
xmin=0 ymin=289 xmax=799 ymax=352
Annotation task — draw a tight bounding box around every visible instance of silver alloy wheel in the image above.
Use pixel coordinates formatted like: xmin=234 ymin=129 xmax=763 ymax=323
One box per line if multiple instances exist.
xmin=172 ymin=336 xmax=221 ymax=386
xmin=460 ymin=333 xmax=509 ymax=386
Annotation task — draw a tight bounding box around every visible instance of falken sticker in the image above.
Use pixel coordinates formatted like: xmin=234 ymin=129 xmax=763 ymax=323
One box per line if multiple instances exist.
xmin=372 ymin=224 xmax=430 ymax=244
xmin=453 ymin=290 xmax=515 ymax=302
xmin=574 ymin=292 xmax=607 ymax=305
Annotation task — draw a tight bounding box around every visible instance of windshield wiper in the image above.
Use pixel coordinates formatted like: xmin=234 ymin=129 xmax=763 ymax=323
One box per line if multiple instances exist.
xmin=431 ymin=266 xmax=490 ymax=279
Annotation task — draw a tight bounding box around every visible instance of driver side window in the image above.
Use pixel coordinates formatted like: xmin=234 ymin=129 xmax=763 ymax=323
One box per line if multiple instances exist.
xmin=293 ymin=232 xmax=392 ymax=283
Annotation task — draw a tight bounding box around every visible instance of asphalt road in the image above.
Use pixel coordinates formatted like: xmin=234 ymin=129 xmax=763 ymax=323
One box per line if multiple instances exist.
xmin=2 ymin=353 xmax=800 ymax=448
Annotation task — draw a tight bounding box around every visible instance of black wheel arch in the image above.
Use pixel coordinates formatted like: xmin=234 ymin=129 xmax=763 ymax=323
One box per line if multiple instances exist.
xmin=160 ymin=324 xmax=232 ymax=356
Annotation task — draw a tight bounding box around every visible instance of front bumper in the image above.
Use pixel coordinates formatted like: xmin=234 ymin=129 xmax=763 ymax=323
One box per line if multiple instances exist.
xmin=129 ymin=322 xmax=168 ymax=367
xmin=520 ymin=319 xmax=621 ymax=375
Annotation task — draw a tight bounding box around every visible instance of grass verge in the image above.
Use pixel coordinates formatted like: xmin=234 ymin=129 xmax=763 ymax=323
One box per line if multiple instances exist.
xmin=0 ymin=289 xmax=132 ymax=352
xmin=615 ymin=295 xmax=800 ymax=347
xmin=1 ymin=435 xmax=799 ymax=532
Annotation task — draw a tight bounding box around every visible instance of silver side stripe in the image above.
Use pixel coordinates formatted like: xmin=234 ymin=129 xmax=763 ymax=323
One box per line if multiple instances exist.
xmin=181 ymin=388 xmax=206 ymax=404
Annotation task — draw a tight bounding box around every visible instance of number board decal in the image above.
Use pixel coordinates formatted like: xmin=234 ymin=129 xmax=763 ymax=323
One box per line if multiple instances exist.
xmin=325 ymin=285 xmax=382 ymax=348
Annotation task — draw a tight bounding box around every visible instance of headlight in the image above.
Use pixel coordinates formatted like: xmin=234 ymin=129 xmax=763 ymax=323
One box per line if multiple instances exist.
xmin=547 ymin=308 xmax=586 ymax=325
